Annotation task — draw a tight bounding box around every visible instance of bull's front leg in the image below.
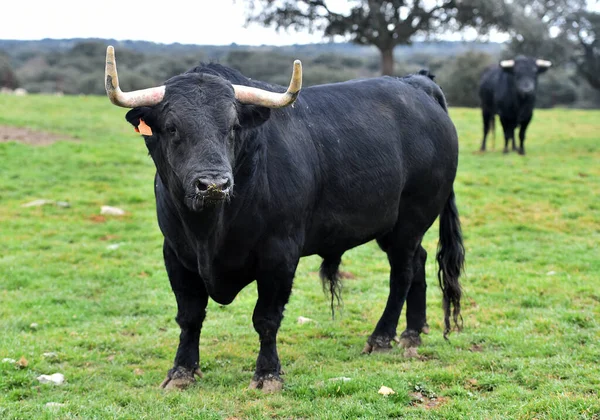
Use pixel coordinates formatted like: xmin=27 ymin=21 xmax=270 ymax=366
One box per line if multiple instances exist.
xmin=249 ymin=246 xmax=297 ymax=393
xmin=160 ymin=242 xmax=208 ymax=390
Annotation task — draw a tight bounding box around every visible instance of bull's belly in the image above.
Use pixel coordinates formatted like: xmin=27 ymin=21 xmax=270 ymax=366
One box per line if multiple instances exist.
xmin=302 ymin=205 xmax=398 ymax=256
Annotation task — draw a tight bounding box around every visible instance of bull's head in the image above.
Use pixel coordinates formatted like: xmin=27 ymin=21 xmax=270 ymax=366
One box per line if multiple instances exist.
xmin=499 ymin=56 xmax=552 ymax=98
xmin=104 ymin=46 xmax=302 ymax=212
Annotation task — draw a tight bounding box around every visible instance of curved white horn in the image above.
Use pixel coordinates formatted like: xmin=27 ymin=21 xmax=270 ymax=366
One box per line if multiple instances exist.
xmin=500 ymin=60 xmax=515 ymax=69
xmin=536 ymin=59 xmax=552 ymax=68
xmin=233 ymin=60 xmax=302 ymax=108
xmin=105 ymin=46 xmax=165 ymax=108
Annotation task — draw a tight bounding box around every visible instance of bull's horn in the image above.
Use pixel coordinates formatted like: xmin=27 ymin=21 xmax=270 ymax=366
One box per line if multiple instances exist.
xmin=500 ymin=60 xmax=515 ymax=69
xmin=233 ymin=60 xmax=302 ymax=108
xmin=536 ymin=59 xmax=552 ymax=68
xmin=105 ymin=46 xmax=165 ymax=108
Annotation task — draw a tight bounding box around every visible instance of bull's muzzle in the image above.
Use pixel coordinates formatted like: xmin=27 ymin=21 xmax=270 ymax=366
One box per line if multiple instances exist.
xmin=195 ymin=177 xmax=232 ymax=201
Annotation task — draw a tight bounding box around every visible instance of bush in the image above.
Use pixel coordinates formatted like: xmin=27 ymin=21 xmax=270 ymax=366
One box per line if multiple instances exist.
xmin=435 ymin=51 xmax=496 ymax=107
xmin=0 ymin=52 xmax=19 ymax=89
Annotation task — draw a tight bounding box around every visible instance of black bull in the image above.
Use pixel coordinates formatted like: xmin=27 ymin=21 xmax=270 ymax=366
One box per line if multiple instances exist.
xmin=479 ymin=55 xmax=552 ymax=155
xmin=104 ymin=47 xmax=465 ymax=392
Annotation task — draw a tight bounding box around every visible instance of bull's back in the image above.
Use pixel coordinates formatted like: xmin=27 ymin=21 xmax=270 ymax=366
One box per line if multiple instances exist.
xmin=275 ymin=77 xmax=457 ymax=255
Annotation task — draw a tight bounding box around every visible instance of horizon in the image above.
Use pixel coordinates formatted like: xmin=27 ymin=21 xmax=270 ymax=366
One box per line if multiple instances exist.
xmin=0 ymin=36 xmax=506 ymax=47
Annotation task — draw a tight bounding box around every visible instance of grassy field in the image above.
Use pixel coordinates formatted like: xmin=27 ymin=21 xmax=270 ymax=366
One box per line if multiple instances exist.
xmin=0 ymin=95 xmax=599 ymax=419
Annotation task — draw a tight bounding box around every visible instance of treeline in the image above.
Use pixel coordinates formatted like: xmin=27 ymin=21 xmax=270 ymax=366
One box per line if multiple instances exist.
xmin=1 ymin=39 xmax=599 ymax=109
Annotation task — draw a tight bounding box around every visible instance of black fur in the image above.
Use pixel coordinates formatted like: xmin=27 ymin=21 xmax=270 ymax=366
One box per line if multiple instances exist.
xmin=120 ymin=61 xmax=464 ymax=388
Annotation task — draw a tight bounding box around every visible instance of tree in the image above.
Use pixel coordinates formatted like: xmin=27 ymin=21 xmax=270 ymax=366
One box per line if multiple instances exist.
xmin=435 ymin=51 xmax=495 ymax=107
xmin=565 ymin=11 xmax=600 ymax=90
xmin=242 ymin=0 xmax=511 ymax=75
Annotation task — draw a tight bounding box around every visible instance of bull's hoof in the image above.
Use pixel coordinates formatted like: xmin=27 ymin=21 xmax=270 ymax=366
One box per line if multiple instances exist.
xmin=403 ymin=347 xmax=420 ymax=358
xmin=399 ymin=329 xmax=422 ymax=349
xmin=362 ymin=335 xmax=393 ymax=354
xmin=421 ymin=323 xmax=430 ymax=335
xmin=159 ymin=366 xmax=202 ymax=390
xmin=518 ymin=148 xmax=525 ymax=155
xmin=248 ymin=373 xmax=283 ymax=393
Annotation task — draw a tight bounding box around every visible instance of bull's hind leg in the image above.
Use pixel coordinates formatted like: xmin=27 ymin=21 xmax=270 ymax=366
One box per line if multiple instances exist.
xmin=160 ymin=242 xmax=208 ymax=390
xmin=480 ymin=109 xmax=494 ymax=151
xmin=363 ymin=215 xmax=428 ymax=353
xmin=399 ymin=245 xmax=428 ymax=351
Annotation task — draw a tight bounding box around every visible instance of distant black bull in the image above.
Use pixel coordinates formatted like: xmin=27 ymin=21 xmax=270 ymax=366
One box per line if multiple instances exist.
xmin=104 ymin=46 xmax=465 ymax=392
xmin=479 ymin=56 xmax=552 ymax=155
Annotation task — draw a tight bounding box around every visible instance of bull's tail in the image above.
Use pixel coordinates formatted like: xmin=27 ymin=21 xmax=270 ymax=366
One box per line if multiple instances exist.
xmin=436 ymin=189 xmax=465 ymax=339
xmin=319 ymin=255 xmax=343 ymax=318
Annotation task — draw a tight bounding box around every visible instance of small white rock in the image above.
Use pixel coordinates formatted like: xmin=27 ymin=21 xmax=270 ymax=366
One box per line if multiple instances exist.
xmin=100 ymin=205 xmax=126 ymax=216
xmin=329 ymin=377 xmax=352 ymax=382
xmin=378 ymin=385 xmax=396 ymax=395
xmin=106 ymin=243 xmax=122 ymax=250
xmin=43 ymin=352 xmax=58 ymax=358
xmin=297 ymin=316 xmax=313 ymax=325
xmin=30 ymin=322 xmax=39 ymax=329
xmin=45 ymin=402 xmax=65 ymax=410
xmin=547 ymin=271 xmax=556 ymax=276
xmin=22 ymin=199 xmax=53 ymax=207
xmin=37 ymin=373 xmax=65 ymax=385
xmin=2 ymin=358 xmax=16 ymax=364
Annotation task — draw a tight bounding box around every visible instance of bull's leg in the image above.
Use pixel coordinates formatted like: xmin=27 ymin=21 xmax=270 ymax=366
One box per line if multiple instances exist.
xmin=518 ymin=118 xmax=531 ymax=155
xmin=365 ymin=227 xmax=422 ymax=353
xmin=399 ymin=245 xmax=428 ymax=351
xmin=160 ymin=241 xmax=208 ymax=390
xmin=249 ymin=246 xmax=297 ymax=393
xmin=480 ymin=109 xmax=494 ymax=151
xmin=500 ymin=117 xmax=516 ymax=154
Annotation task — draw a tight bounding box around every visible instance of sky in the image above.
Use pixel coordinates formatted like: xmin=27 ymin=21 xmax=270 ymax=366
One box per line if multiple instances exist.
xmin=0 ymin=0 xmax=336 ymax=46
xmin=3 ymin=0 xmax=598 ymax=47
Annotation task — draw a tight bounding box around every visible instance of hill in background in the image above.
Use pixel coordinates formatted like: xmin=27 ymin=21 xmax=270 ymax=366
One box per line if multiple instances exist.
xmin=1 ymin=38 xmax=598 ymax=108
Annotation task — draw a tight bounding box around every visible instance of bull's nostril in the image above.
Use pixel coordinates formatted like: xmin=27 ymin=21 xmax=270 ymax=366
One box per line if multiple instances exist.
xmin=222 ymin=179 xmax=231 ymax=190
xmin=195 ymin=179 xmax=209 ymax=192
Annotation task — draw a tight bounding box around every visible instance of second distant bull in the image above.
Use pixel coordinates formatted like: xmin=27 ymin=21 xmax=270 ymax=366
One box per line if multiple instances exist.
xmin=479 ymin=55 xmax=552 ymax=155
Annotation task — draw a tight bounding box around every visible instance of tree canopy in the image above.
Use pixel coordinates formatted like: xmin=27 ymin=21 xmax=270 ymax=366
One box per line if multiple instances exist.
xmin=242 ymin=0 xmax=511 ymax=75
xmin=565 ymin=10 xmax=600 ymax=90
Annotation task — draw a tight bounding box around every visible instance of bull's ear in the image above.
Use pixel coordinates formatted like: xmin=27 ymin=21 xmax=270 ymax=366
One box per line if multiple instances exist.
xmin=125 ymin=107 xmax=156 ymax=134
xmin=237 ymin=104 xmax=271 ymax=129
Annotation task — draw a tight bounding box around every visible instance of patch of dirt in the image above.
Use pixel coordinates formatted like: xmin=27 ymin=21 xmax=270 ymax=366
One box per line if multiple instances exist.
xmin=89 ymin=215 xmax=107 ymax=223
xmin=409 ymin=392 xmax=449 ymax=409
xmin=0 ymin=125 xmax=76 ymax=146
xmin=469 ymin=343 xmax=484 ymax=352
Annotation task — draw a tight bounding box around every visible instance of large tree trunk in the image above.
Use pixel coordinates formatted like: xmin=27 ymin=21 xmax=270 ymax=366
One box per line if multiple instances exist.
xmin=380 ymin=47 xmax=394 ymax=76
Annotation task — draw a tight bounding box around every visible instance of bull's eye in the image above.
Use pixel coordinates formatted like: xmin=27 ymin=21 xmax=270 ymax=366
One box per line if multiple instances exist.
xmin=166 ymin=125 xmax=177 ymax=135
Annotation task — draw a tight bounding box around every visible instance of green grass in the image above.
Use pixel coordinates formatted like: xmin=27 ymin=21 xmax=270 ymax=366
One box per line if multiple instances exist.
xmin=1 ymin=95 xmax=599 ymax=419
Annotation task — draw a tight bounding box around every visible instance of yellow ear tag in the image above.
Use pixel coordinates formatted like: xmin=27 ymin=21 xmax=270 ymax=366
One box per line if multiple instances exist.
xmin=137 ymin=119 xmax=153 ymax=135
